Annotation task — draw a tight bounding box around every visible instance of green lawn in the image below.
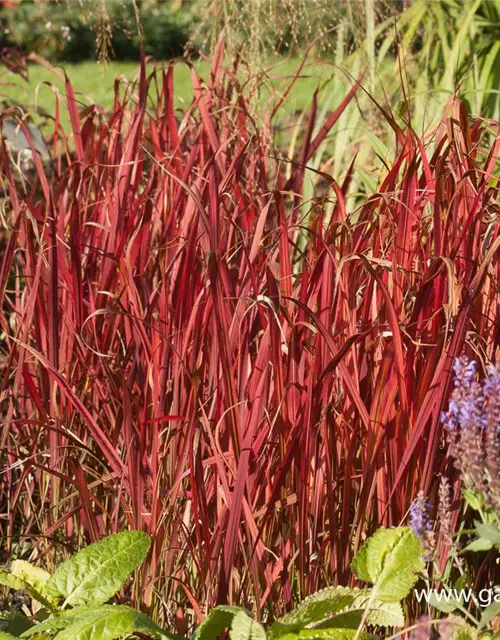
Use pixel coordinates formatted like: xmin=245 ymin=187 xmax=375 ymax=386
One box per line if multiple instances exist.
xmin=0 ymin=57 xmax=340 ymax=131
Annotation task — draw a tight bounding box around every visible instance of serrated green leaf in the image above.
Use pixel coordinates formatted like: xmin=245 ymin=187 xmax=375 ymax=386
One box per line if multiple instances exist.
xmin=44 ymin=531 xmax=150 ymax=607
xmin=230 ymin=610 xmax=266 ymax=640
xmin=268 ymin=632 xmax=373 ymax=640
xmin=270 ymin=587 xmax=356 ymax=638
xmin=483 ymin=510 xmax=499 ymax=525
xmin=475 ymin=522 xmax=500 ymax=545
xmin=428 ymin=592 xmax=461 ymax=613
xmin=192 ymin=606 xmax=245 ymax=640
xmin=319 ymin=608 xmax=401 ymax=632
xmin=9 ymin=561 xmax=58 ymax=611
xmin=10 ymin=561 xmax=51 ymax=595
xmin=22 ymin=605 xmax=171 ymax=640
xmin=462 ymin=489 xmax=483 ymax=511
xmin=481 ymin=601 xmax=500 ymax=627
xmin=463 ymin=538 xmax=493 ymax=553
xmin=21 ymin=608 xmax=84 ymax=636
xmin=0 ymin=569 xmax=55 ymax=612
xmin=318 ymin=612 xmax=361 ymax=631
xmin=270 ymin=635 xmax=297 ymax=640
xmin=350 ymin=593 xmax=403 ymax=627
xmin=351 ymin=527 xmax=425 ymax=602
xmin=318 ymin=595 xmax=404 ymax=629
xmin=271 ymin=586 xmax=403 ymax=638
xmin=451 ymin=625 xmax=478 ymax=640
xmin=0 ymin=568 xmax=31 ymax=592
xmin=296 ymin=629 xmax=374 ymax=640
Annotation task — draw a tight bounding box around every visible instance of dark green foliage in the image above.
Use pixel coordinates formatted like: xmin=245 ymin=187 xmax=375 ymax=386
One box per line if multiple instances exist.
xmin=0 ymin=0 xmax=199 ymax=62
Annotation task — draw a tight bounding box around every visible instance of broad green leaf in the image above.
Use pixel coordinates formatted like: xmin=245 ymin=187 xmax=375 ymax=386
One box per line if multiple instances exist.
xmin=0 ymin=633 xmax=23 ymax=639
xmin=348 ymin=592 xmax=403 ymax=627
xmin=318 ymin=607 xmax=402 ymax=631
xmin=271 ymin=586 xmax=403 ymax=638
xmin=56 ymin=605 xmax=169 ymax=640
xmin=44 ymin=531 xmax=150 ymax=607
xmin=463 ymin=539 xmax=493 ymax=553
xmin=0 ymin=569 xmax=55 ymax=611
xmin=268 ymin=634 xmax=297 ymax=640
xmin=317 ymin=611 xmax=362 ymax=631
xmin=270 ymin=587 xmax=356 ymax=638
xmin=289 ymin=630 xmax=374 ymax=640
xmin=23 ymin=605 xmax=171 ymax=640
xmin=21 ymin=608 xmax=85 ymax=636
xmin=192 ymin=606 xmax=245 ymax=640
xmin=351 ymin=527 xmax=425 ymax=602
xmin=462 ymin=489 xmax=483 ymax=511
xmin=317 ymin=593 xmax=404 ymax=629
xmin=230 ymin=610 xmax=266 ymax=640
xmin=451 ymin=626 xmax=478 ymax=640
xmin=10 ymin=561 xmax=51 ymax=595
xmin=481 ymin=601 xmax=500 ymax=627
xmin=484 ymin=508 xmax=500 ymax=524
xmin=0 ymin=568 xmax=32 ymax=592
xmin=474 ymin=522 xmax=500 ymax=545
xmin=9 ymin=561 xmax=58 ymax=610
xmin=428 ymin=592 xmax=460 ymax=613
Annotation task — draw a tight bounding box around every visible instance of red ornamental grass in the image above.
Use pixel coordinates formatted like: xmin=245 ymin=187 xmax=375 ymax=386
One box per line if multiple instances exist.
xmin=1 ymin=48 xmax=500 ymax=626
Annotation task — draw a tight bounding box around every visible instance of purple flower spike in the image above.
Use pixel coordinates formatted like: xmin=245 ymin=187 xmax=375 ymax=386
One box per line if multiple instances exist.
xmin=410 ymin=490 xmax=433 ymax=538
xmin=442 ymin=356 xmax=500 ymax=509
xmin=452 ymin=357 xmax=476 ymax=387
xmin=409 ymin=490 xmax=435 ymax=557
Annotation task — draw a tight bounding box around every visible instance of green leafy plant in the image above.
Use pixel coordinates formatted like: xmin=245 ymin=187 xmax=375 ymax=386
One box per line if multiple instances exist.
xmin=425 ymin=490 xmax=500 ymax=638
xmin=0 ymin=531 xmax=171 ymax=639
xmin=0 ymin=526 xmax=426 ymax=639
xmin=411 ymin=488 xmax=500 ymax=639
xmin=405 ymin=360 xmax=500 ymax=638
xmin=191 ymin=526 xmax=425 ymax=640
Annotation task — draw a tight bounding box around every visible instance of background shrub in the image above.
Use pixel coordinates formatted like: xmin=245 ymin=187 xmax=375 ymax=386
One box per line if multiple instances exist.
xmin=1 ymin=0 xmax=95 ymax=62
xmin=109 ymin=1 xmax=197 ymax=60
xmin=0 ymin=0 xmax=199 ymax=62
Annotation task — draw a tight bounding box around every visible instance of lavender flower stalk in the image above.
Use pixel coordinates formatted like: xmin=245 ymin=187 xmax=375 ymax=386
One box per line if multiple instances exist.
xmin=437 ymin=475 xmax=452 ymax=547
xmin=483 ymin=364 xmax=500 ymax=509
xmin=410 ymin=490 xmax=435 ymax=554
xmin=441 ymin=356 xmax=500 ymax=510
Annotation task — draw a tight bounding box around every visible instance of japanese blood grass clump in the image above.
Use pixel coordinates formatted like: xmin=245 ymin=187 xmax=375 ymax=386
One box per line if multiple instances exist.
xmin=2 ymin=526 xmax=475 ymax=640
xmin=2 ymin=42 xmax=500 ymax=628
